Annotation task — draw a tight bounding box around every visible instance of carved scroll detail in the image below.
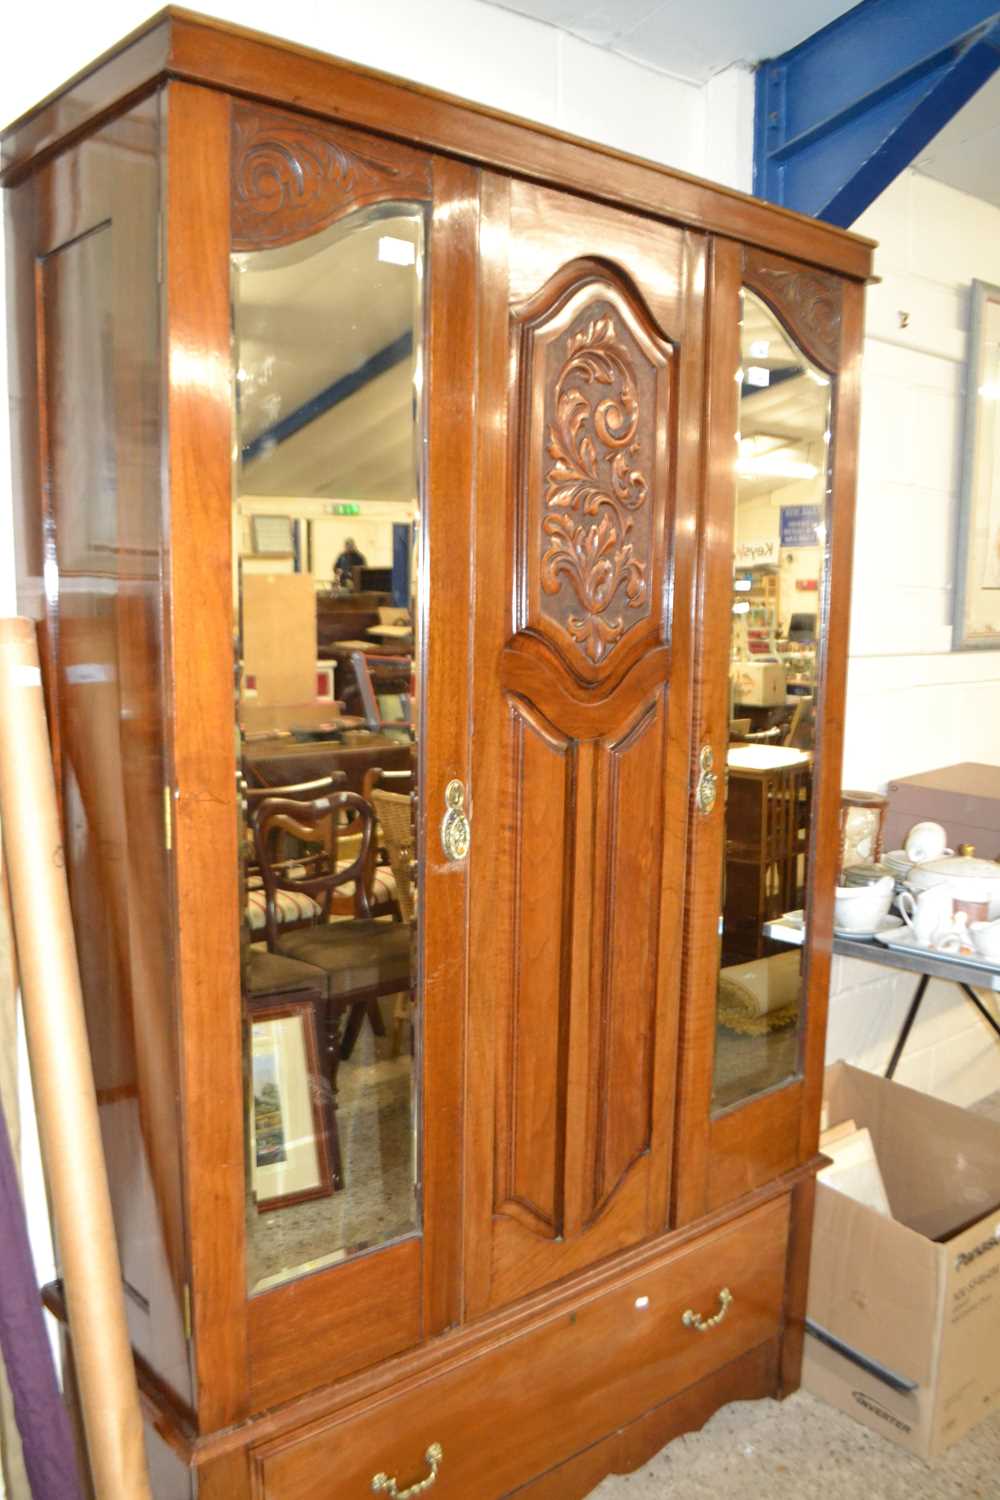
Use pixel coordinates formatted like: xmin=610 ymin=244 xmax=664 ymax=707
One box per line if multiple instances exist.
xmin=541 ymin=312 xmax=649 ymax=666
xmin=232 ymin=103 xmax=429 ymax=250
xmin=746 ymin=260 xmax=842 ymax=370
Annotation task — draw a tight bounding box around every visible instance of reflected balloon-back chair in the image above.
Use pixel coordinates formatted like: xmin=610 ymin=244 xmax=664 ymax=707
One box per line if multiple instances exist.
xmin=242 ymin=775 xmax=343 ymax=939
xmin=252 ymin=793 xmax=411 ymax=1068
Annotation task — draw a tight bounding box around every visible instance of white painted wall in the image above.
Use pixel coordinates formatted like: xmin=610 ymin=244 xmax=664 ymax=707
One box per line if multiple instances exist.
xmin=828 ymin=168 xmax=1000 ymax=1107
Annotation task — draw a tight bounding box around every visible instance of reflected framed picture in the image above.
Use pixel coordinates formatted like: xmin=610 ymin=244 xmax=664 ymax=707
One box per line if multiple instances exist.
xmin=249 ymin=1000 xmax=334 ymax=1212
xmin=251 ymin=514 xmax=294 ymax=556
xmin=954 ymin=279 xmax=1000 ymax=649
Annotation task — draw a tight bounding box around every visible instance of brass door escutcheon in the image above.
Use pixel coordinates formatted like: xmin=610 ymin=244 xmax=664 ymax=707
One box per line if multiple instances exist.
xmin=695 ymin=745 xmax=718 ymax=816
xmin=440 ymin=779 xmax=470 ymax=862
xmin=372 ymin=1442 xmax=443 ymax=1497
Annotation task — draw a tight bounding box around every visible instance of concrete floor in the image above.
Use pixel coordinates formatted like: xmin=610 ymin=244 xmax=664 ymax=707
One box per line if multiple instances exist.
xmin=591 ymin=1388 xmax=1000 ymax=1498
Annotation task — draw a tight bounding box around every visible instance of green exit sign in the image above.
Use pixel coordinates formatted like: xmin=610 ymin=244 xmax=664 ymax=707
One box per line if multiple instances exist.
xmin=329 ymin=502 xmax=360 ymax=516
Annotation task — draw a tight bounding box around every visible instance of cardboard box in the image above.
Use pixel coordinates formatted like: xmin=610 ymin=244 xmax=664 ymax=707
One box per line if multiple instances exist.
xmin=730 ymin=660 xmax=786 ymax=707
xmin=884 ymin=762 xmax=1000 ymax=859
xmin=803 ymin=1063 xmax=1000 ymax=1460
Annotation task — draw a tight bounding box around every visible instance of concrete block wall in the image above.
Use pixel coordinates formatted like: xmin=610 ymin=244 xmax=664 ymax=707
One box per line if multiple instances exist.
xmin=830 ymin=168 xmax=1000 ymax=1107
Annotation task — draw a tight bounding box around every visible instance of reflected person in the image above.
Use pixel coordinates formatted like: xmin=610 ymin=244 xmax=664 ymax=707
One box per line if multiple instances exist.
xmin=334 ymin=537 xmax=367 ymax=587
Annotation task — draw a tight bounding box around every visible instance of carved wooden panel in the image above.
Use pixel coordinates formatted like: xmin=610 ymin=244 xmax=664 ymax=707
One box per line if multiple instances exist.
xmin=466 ymin=194 xmax=697 ymax=1317
xmin=231 ymin=101 xmax=431 ymax=251
xmin=743 ymin=248 xmax=842 ymax=373
xmin=515 ymin=264 xmax=674 ymax=683
xmin=494 ymin=699 xmax=574 ymax=1236
xmin=585 ymin=695 xmax=666 ymax=1224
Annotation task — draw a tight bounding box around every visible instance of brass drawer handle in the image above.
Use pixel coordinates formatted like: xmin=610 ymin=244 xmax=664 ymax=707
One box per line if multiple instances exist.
xmin=682 ymin=1287 xmax=733 ymax=1332
xmin=372 ymin=1443 xmax=443 ymax=1497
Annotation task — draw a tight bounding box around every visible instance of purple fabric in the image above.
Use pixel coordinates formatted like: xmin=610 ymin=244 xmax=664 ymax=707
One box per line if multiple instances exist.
xmin=0 ymin=1102 xmax=84 ymax=1499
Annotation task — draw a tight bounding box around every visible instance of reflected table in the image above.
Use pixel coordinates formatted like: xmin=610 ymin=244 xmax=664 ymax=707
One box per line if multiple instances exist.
xmin=766 ymin=915 xmax=1000 ymax=1079
xmin=244 ymin=734 xmax=413 ymax=798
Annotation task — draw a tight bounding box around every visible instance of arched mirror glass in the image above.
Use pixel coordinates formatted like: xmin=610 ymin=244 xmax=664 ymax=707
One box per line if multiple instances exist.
xmin=712 ymin=289 xmax=832 ymax=1111
xmin=231 ymin=204 xmax=425 ymax=1291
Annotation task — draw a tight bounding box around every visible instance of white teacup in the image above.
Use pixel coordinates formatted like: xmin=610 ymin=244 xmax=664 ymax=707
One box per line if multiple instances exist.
xmin=903 ymin=821 xmax=952 ymax=864
xmin=969 ymin=918 xmax=1000 ymax=963
xmin=898 ymin=884 xmax=953 ymax=946
xmin=834 ymin=876 xmax=894 ymax=932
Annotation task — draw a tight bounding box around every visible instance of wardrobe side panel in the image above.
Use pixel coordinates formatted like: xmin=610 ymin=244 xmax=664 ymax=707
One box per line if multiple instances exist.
xmin=26 ymin=94 xmax=192 ymax=1408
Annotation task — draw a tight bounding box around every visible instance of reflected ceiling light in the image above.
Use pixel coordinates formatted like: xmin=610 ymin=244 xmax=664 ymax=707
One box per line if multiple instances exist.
xmin=749 ymin=340 xmax=769 ymax=358
xmin=736 ymin=437 xmax=817 ymax=481
xmin=745 ymin=365 xmax=770 ymax=388
xmin=805 ymin=369 xmax=830 ymax=386
xmin=379 ymin=236 xmax=416 ymax=266
xmin=737 ymin=455 xmax=819 ymax=480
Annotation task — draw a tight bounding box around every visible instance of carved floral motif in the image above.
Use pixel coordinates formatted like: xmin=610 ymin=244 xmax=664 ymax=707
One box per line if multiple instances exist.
xmin=541 ymin=312 xmax=649 ymax=665
xmin=746 ymin=262 xmax=842 ymax=370
xmin=232 ymin=104 xmax=426 ymax=250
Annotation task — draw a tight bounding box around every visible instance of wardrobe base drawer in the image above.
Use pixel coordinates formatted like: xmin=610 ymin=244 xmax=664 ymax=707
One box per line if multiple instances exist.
xmin=507 ymin=1338 xmax=780 ymax=1500
xmin=251 ymin=1195 xmax=789 ymax=1500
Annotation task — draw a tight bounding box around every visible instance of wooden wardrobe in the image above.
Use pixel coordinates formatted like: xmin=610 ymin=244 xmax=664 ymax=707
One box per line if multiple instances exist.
xmin=2 ymin=11 xmax=873 ymax=1498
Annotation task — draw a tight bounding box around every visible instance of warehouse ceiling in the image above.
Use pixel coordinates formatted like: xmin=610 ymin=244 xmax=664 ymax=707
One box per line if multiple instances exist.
xmin=482 ymin=0 xmax=859 ymax=83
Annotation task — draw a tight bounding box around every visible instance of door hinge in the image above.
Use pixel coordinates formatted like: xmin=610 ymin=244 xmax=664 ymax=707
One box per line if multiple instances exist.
xmin=182 ymin=1283 xmax=192 ymax=1342
xmin=156 ymin=212 xmax=163 ymax=285
xmin=163 ymin=785 xmax=173 ymax=851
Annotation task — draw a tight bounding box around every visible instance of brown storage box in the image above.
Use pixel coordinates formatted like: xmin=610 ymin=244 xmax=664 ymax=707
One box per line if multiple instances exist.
xmin=803 ymin=1063 xmax=1000 ymax=1460
xmin=884 ymin=762 xmax=1000 ymax=859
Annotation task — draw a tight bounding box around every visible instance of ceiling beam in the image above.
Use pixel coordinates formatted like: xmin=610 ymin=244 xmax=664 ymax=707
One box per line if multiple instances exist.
xmin=754 ymin=0 xmax=1000 ymax=226
xmin=241 ymin=330 xmax=413 ymax=466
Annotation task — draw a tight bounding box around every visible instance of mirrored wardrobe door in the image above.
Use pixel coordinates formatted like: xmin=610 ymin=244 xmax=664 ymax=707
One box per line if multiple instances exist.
xmin=710 ymin=288 xmax=833 ymax=1112
xmin=228 ymin=104 xmax=434 ymax=1301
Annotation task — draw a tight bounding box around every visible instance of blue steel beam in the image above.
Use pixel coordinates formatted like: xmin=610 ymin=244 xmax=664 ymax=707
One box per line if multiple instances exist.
xmin=755 ymin=0 xmax=1000 ymax=227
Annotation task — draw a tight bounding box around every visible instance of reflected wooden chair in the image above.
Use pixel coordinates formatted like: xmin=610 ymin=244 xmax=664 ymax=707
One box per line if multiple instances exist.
xmin=242 ymin=775 xmax=343 ymax=939
xmin=350 ymin=650 xmax=414 ymax=739
xmin=253 ymin=793 xmax=411 ymax=1069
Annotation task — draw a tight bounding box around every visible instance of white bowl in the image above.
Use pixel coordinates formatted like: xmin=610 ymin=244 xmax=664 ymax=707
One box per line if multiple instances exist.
xmin=833 ymin=876 xmax=895 ymax=932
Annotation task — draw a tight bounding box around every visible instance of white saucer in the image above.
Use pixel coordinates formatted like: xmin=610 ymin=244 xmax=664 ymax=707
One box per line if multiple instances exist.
xmin=874 ymin=925 xmax=928 ymax=951
xmin=835 ymin=915 xmax=904 ymax=941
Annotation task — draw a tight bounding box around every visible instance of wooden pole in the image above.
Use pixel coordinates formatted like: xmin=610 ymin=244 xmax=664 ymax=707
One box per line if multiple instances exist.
xmin=0 ymin=619 xmax=153 ymax=1499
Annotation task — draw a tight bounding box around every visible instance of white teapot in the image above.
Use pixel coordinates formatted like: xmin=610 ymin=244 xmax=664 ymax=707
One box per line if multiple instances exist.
xmin=898 ymin=885 xmax=954 ymax=947
xmin=905 ymin=853 xmax=1000 ymax=921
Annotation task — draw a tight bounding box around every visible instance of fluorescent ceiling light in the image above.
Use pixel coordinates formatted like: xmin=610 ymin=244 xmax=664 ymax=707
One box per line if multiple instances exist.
xmin=736 ymin=436 xmax=818 ymax=482
xmin=737 ymin=456 xmax=819 ymax=481
xmin=379 ymin=236 xmax=416 ymax=266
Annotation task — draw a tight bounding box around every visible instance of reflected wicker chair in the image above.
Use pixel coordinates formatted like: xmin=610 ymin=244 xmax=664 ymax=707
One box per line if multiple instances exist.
xmin=371 ymin=787 xmax=416 ymax=1054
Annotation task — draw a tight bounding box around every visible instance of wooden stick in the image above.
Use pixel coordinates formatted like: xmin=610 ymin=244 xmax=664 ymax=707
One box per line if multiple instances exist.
xmin=0 ymin=619 xmax=152 ymax=1499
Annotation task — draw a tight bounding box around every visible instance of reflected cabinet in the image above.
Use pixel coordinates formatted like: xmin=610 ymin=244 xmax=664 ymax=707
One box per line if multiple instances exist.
xmin=2 ymin=14 xmax=872 ymax=1499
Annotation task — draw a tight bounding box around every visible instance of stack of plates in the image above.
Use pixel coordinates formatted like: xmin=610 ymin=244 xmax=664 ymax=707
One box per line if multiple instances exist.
xmin=882 ymin=850 xmax=916 ymax=881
